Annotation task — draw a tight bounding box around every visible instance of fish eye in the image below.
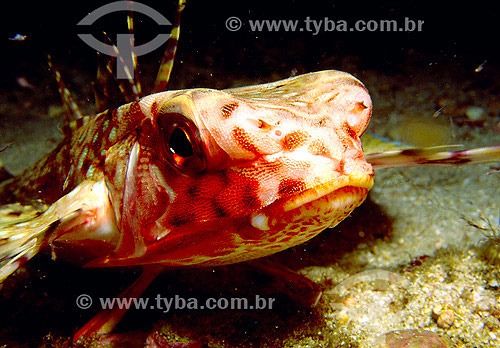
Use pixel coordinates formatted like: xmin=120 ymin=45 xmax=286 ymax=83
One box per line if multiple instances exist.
xmin=169 ymin=127 xmax=194 ymax=159
xmin=157 ymin=113 xmax=206 ymax=173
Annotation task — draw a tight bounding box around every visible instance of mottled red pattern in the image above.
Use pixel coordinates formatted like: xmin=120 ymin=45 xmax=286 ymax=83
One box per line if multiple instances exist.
xmin=232 ymin=126 xmax=261 ymax=155
xmin=283 ymin=131 xmax=310 ymax=150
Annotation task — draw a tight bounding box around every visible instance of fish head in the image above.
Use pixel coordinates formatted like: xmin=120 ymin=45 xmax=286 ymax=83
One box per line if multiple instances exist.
xmin=97 ymin=70 xmax=374 ymax=267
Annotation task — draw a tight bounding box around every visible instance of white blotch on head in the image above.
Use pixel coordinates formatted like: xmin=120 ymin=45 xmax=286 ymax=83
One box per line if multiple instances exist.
xmin=250 ymin=213 xmax=270 ymax=231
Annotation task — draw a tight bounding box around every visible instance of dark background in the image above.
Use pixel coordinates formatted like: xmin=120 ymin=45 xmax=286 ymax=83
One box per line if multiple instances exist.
xmin=2 ymin=0 xmax=498 ymax=89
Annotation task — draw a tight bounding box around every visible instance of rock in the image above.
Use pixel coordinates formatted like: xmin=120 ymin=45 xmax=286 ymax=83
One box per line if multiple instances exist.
xmin=465 ymin=106 xmax=486 ymax=121
xmin=436 ymin=309 xmax=454 ymax=329
xmin=366 ymin=329 xmax=452 ymax=348
xmin=432 ymin=304 xmax=455 ymax=329
xmin=484 ymin=316 xmax=500 ymax=330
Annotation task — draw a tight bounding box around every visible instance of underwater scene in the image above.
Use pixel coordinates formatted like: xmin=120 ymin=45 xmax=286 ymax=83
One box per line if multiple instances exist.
xmin=1 ymin=1 xmax=499 ymax=347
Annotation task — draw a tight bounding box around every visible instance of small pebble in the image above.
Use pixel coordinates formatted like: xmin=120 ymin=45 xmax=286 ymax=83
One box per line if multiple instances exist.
xmin=475 ymin=297 xmax=496 ymax=312
xmin=432 ymin=304 xmax=443 ymax=319
xmin=436 ymin=309 xmax=454 ymax=329
xmin=432 ymin=304 xmax=455 ymax=328
xmin=488 ymin=279 xmax=499 ymax=289
xmin=369 ymin=329 xmax=452 ymax=348
xmin=484 ymin=316 xmax=500 ymax=330
xmin=465 ymin=106 xmax=486 ymax=121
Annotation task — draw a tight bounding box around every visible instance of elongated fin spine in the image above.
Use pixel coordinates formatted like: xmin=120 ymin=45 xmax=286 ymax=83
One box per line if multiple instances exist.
xmin=126 ymin=2 xmax=142 ymax=96
xmin=367 ymin=145 xmax=500 ymax=168
xmin=94 ymin=52 xmax=122 ymax=113
xmin=47 ymin=55 xmax=83 ymax=122
xmin=153 ymin=0 xmax=186 ymax=93
xmin=107 ymin=33 xmax=141 ymax=101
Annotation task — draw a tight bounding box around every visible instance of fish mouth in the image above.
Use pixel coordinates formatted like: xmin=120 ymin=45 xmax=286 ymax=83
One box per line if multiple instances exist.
xmin=281 ymin=173 xmax=374 ymax=212
xmin=246 ymin=172 xmax=374 ymax=248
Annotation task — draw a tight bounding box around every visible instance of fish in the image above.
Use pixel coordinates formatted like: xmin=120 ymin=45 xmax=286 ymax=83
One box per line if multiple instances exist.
xmin=1 ymin=0 xmax=500 ymax=342
xmin=8 ymin=33 xmax=27 ymax=41
xmin=475 ymin=60 xmax=487 ymax=73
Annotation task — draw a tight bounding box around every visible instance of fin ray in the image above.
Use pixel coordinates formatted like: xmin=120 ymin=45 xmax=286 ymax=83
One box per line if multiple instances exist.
xmin=47 ymin=55 xmax=83 ymax=123
xmin=367 ymin=145 xmax=500 ymax=168
xmin=0 ymin=203 xmax=50 ymax=282
xmin=153 ymin=0 xmax=186 ymax=93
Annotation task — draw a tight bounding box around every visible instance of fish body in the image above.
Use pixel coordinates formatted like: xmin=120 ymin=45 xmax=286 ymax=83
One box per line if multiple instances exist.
xmin=0 ymin=70 xmax=374 ymax=274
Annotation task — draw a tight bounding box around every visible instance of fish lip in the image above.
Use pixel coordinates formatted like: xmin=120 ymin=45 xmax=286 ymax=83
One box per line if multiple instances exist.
xmin=281 ymin=173 xmax=374 ymax=212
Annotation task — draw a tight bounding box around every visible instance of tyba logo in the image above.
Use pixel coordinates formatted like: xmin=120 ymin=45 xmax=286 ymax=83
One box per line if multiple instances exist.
xmin=77 ymin=1 xmax=171 ymax=79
